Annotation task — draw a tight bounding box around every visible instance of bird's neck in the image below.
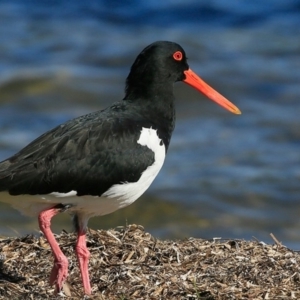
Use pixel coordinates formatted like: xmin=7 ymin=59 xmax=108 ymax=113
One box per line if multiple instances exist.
xmin=124 ymin=83 xmax=176 ymax=151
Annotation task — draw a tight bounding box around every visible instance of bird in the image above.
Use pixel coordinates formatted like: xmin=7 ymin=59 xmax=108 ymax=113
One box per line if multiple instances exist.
xmin=0 ymin=41 xmax=241 ymax=295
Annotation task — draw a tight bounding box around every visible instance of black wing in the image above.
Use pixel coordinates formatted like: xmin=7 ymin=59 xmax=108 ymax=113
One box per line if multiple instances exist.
xmin=0 ymin=103 xmax=156 ymax=196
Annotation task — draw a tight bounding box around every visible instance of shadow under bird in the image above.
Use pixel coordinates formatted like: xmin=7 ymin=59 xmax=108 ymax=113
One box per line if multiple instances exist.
xmin=0 ymin=41 xmax=241 ymax=295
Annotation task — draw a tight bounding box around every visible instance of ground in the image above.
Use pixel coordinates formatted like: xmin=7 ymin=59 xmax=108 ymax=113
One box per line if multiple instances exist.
xmin=0 ymin=225 xmax=300 ymax=299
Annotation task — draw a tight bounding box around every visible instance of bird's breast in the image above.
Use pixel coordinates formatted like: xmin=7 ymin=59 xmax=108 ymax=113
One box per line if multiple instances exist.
xmin=101 ymin=126 xmax=166 ymax=206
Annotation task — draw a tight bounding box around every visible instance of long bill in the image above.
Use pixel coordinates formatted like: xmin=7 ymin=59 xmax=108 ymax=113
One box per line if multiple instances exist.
xmin=183 ymin=69 xmax=241 ymax=115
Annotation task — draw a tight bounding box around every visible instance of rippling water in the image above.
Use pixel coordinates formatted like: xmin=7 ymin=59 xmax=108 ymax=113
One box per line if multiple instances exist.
xmin=0 ymin=1 xmax=299 ymax=248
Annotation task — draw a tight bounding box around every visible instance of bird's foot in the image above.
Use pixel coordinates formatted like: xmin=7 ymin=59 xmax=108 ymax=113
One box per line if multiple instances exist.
xmin=49 ymin=255 xmax=69 ymax=293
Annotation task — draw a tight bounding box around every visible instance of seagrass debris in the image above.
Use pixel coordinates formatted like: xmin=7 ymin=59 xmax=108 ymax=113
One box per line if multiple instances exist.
xmin=0 ymin=225 xmax=300 ymax=299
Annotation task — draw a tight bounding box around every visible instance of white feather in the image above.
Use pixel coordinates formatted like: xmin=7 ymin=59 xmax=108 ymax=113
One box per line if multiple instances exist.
xmin=102 ymin=127 xmax=165 ymax=205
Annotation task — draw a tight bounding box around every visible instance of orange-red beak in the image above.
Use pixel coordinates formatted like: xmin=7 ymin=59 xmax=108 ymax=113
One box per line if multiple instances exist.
xmin=183 ymin=69 xmax=241 ymax=114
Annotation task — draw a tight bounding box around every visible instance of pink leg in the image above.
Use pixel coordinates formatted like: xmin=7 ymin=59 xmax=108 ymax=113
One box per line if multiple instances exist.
xmin=76 ymin=230 xmax=91 ymax=295
xmin=38 ymin=206 xmax=68 ymax=293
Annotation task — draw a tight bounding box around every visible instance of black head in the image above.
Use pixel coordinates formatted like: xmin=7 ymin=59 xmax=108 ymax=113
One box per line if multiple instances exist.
xmin=124 ymin=41 xmax=241 ymax=115
xmin=124 ymin=41 xmax=190 ymax=99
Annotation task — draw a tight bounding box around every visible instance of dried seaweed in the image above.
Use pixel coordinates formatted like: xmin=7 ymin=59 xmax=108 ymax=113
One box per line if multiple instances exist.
xmin=0 ymin=225 xmax=300 ymax=299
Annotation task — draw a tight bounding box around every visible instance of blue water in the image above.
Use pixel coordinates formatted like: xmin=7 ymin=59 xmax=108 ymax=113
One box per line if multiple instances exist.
xmin=0 ymin=0 xmax=299 ymax=248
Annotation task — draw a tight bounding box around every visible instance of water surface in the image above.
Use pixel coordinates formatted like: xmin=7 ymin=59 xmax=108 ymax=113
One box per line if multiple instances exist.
xmin=0 ymin=1 xmax=299 ymax=248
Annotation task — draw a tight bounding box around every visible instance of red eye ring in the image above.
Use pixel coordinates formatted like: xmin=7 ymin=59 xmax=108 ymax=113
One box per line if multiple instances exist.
xmin=173 ymin=51 xmax=183 ymax=61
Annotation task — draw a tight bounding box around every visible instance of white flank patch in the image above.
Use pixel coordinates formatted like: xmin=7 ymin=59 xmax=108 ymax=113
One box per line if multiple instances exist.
xmin=0 ymin=127 xmax=166 ymax=220
xmin=102 ymin=127 xmax=166 ymax=207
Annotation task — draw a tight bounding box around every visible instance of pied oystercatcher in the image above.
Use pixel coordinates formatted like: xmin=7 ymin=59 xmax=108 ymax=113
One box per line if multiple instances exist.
xmin=0 ymin=41 xmax=241 ymax=295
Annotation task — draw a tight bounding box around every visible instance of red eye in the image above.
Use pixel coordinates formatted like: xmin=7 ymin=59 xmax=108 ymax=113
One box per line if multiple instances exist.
xmin=173 ymin=51 xmax=183 ymax=61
